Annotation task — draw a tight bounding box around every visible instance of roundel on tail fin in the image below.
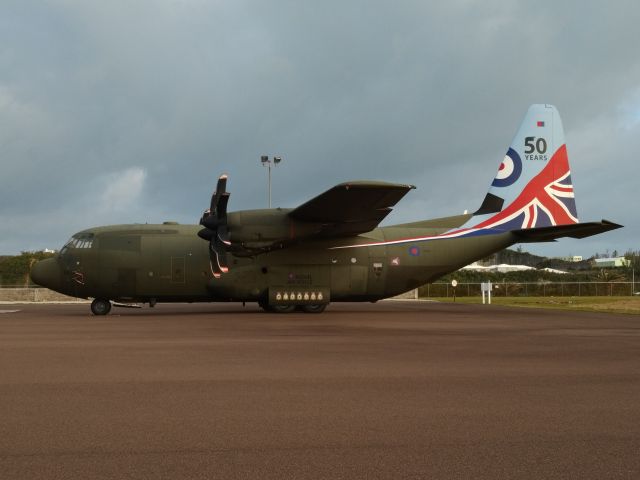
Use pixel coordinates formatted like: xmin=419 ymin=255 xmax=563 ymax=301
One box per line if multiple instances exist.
xmin=491 ymin=148 xmax=522 ymax=188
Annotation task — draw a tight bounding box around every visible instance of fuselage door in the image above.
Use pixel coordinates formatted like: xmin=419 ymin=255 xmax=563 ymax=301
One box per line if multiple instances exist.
xmin=171 ymin=257 xmax=186 ymax=284
xmin=367 ymin=256 xmax=387 ymax=296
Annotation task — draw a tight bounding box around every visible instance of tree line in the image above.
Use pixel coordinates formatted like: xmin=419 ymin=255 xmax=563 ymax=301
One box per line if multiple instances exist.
xmin=0 ymin=251 xmax=55 ymax=286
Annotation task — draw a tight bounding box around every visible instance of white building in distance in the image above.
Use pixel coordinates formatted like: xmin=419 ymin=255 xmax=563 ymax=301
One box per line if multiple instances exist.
xmin=593 ymin=257 xmax=630 ymax=268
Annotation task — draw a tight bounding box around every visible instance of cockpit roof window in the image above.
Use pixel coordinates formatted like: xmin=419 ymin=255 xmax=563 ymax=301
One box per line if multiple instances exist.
xmin=62 ymin=233 xmax=95 ymax=250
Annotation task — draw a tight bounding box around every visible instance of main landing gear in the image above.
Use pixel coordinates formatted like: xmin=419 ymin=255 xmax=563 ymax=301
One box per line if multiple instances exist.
xmin=298 ymin=304 xmax=327 ymax=314
xmin=258 ymin=301 xmax=327 ymax=314
xmin=90 ymin=298 xmax=112 ymax=316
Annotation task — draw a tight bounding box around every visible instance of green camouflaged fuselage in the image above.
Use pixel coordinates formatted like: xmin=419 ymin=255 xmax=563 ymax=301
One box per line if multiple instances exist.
xmin=40 ymin=214 xmax=514 ymax=304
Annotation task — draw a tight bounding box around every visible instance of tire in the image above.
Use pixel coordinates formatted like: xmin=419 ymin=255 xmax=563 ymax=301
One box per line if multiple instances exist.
xmin=258 ymin=300 xmax=270 ymax=312
xmin=300 ymin=304 xmax=327 ymax=314
xmin=91 ymin=298 xmax=112 ymax=316
xmin=262 ymin=304 xmax=296 ymax=313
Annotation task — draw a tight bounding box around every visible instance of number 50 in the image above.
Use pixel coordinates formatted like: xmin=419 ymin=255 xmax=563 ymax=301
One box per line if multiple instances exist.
xmin=524 ymin=137 xmax=547 ymax=154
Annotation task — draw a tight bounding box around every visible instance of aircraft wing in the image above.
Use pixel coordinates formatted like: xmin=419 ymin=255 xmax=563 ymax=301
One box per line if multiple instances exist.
xmin=289 ymin=181 xmax=415 ymax=237
xmin=512 ymin=220 xmax=623 ymax=242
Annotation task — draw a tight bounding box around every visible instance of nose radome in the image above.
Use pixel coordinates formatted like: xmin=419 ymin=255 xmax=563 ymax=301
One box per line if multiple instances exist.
xmin=30 ymin=258 xmax=61 ymax=291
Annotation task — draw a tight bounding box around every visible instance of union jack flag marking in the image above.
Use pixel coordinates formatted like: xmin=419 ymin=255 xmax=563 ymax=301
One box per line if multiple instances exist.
xmin=472 ymin=144 xmax=578 ymax=231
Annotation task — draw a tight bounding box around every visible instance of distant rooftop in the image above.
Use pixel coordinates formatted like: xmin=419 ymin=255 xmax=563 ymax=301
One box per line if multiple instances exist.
xmin=593 ymin=257 xmax=630 ymax=267
xmin=463 ymin=263 xmax=567 ymax=274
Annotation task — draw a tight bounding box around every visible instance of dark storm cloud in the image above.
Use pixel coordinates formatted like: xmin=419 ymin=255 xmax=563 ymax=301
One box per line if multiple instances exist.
xmin=1 ymin=0 xmax=638 ymax=256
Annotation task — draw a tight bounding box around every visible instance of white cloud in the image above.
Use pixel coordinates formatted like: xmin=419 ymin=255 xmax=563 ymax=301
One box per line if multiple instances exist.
xmin=0 ymin=1 xmax=638 ymax=257
xmin=0 ymin=166 xmax=148 ymax=253
xmin=98 ymin=167 xmax=147 ymax=213
xmin=617 ymin=89 xmax=640 ymax=131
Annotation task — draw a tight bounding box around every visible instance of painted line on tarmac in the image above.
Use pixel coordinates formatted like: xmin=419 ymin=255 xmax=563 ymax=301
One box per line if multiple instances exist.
xmin=0 ymin=309 xmax=21 ymax=314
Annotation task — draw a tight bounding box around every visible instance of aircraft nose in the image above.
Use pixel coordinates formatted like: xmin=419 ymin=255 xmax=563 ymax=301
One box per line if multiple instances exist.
xmin=30 ymin=258 xmax=61 ymax=290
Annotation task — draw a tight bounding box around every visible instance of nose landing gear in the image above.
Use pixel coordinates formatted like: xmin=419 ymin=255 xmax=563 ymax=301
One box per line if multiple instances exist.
xmin=90 ymin=298 xmax=112 ymax=316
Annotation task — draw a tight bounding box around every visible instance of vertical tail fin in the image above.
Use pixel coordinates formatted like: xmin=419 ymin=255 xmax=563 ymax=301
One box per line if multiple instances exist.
xmin=472 ymin=104 xmax=578 ymax=231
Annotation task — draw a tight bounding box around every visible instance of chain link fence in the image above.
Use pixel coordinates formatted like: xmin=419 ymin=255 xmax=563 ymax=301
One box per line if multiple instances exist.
xmin=419 ymin=282 xmax=639 ymax=298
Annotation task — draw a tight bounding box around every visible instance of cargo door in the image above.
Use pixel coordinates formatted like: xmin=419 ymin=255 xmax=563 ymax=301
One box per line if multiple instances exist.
xmin=349 ymin=265 xmax=367 ymax=295
xmin=330 ymin=264 xmax=367 ymax=299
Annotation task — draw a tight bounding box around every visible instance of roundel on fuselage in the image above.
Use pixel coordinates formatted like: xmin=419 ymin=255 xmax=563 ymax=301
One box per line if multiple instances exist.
xmin=491 ymin=147 xmax=522 ymax=188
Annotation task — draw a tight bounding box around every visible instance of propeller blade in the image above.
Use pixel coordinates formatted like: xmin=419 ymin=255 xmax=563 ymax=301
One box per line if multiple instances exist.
xmin=208 ymin=241 xmax=228 ymax=275
xmin=197 ymin=228 xmax=214 ymax=241
xmin=214 ymin=237 xmax=229 ymax=272
xmin=217 ymin=224 xmax=231 ymax=246
xmin=210 ymin=174 xmax=228 ymax=213
xmin=210 ymin=261 xmax=221 ymax=278
xmin=201 ymin=214 xmax=219 ymax=230
xmin=217 ymin=193 xmax=229 ymax=219
xmin=208 ymin=244 xmax=222 ymax=278
xmin=217 ymin=174 xmax=228 ymax=194
xmin=201 ymin=173 xmax=231 ymax=278
xmin=216 ymin=251 xmax=229 ymax=273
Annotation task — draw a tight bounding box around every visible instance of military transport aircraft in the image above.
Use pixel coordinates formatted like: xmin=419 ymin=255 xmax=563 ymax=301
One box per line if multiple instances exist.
xmin=31 ymin=104 xmax=621 ymax=315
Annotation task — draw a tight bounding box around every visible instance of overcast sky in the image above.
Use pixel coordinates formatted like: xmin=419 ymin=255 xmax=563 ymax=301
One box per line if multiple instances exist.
xmin=1 ymin=0 xmax=639 ymax=258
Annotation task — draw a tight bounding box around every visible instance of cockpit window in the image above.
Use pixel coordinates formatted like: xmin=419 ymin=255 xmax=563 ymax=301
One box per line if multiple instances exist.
xmin=62 ymin=233 xmax=95 ymax=250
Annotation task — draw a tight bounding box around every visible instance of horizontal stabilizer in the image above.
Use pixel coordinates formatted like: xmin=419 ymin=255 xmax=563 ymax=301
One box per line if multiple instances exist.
xmin=512 ymin=220 xmax=622 ymax=242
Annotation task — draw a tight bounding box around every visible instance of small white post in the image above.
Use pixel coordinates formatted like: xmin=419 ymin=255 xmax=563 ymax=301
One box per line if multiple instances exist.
xmin=481 ymin=281 xmax=492 ymax=305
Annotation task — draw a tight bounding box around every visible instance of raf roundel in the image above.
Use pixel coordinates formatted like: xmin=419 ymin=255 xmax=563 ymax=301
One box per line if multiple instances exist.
xmin=491 ymin=147 xmax=522 ymax=188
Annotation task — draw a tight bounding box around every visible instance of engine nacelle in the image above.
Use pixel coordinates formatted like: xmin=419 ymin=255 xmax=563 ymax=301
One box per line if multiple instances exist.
xmin=226 ymin=209 xmax=324 ymax=251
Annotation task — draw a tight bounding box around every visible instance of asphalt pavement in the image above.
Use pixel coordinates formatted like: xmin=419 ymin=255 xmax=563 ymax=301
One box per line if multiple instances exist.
xmin=1 ymin=301 xmax=639 ymax=479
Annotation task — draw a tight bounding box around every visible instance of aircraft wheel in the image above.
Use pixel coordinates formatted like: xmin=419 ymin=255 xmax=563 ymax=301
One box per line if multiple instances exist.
xmin=91 ymin=298 xmax=112 ymax=316
xmin=300 ymin=304 xmax=327 ymax=314
xmin=268 ymin=305 xmax=296 ymax=313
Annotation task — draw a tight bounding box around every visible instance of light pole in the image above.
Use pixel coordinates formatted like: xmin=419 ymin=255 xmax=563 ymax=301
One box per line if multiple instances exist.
xmin=260 ymin=155 xmax=281 ymax=208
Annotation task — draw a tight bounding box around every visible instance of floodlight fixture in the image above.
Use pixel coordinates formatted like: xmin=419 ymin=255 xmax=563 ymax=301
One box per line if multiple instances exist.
xmin=259 ymin=155 xmax=283 ymax=208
